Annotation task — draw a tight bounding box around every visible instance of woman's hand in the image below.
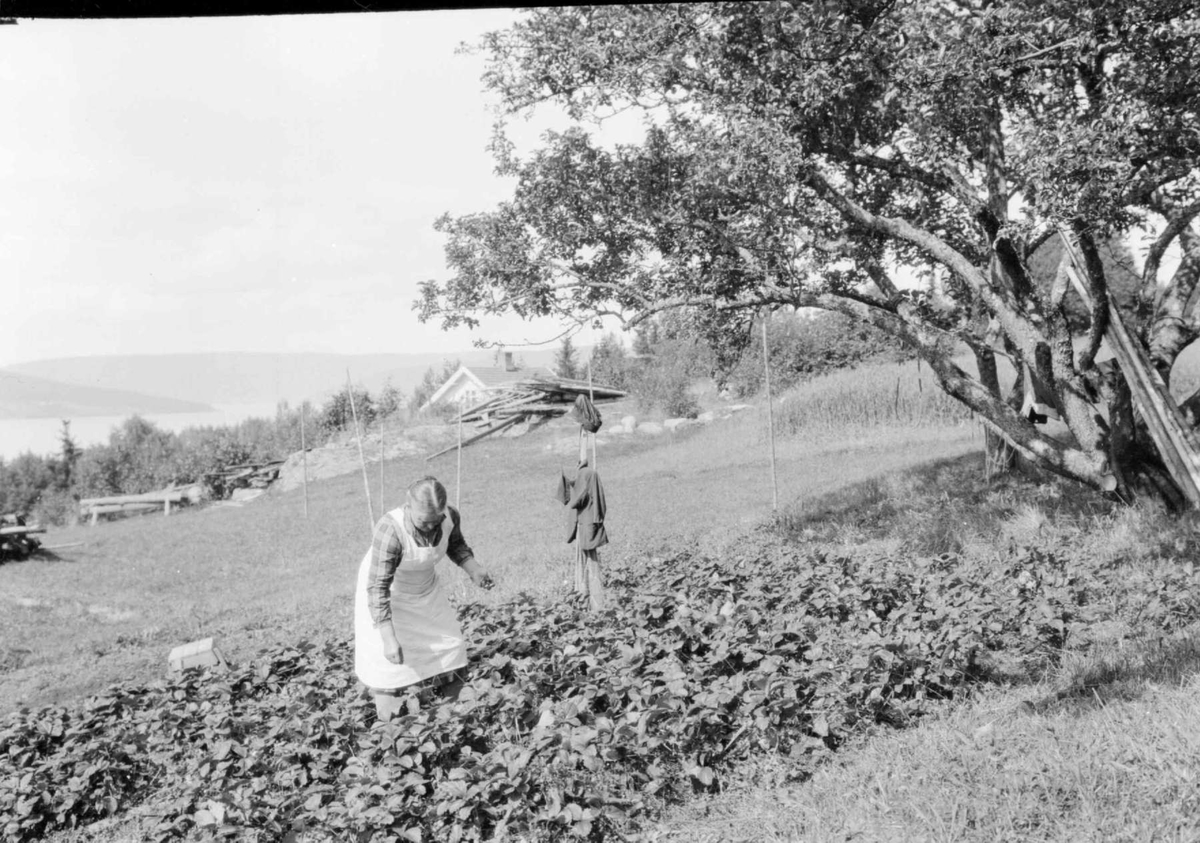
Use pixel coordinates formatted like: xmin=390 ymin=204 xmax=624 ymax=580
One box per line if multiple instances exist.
xmin=462 ymin=558 xmax=495 ymax=590
xmin=380 ymin=624 xmax=404 ymax=664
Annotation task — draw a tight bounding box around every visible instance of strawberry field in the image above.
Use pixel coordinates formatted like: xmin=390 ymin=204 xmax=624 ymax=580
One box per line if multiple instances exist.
xmin=5 ymin=531 xmax=1200 ymax=842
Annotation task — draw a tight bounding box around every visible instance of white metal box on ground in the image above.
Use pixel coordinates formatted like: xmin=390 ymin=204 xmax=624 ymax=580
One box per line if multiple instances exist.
xmin=167 ymin=637 xmax=227 ymax=674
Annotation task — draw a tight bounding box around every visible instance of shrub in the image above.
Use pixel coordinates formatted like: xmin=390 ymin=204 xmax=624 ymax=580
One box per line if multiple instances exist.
xmin=2 ymin=391 xmax=363 ymax=525
xmin=72 ymin=445 xmax=123 ymax=499
xmin=409 ymin=360 xmax=462 ymax=414
xmin=723 ymin=310 xmax=908 ymax=398
xmin=318 ymin=387 xmax=376 ymax=436
xmin=628 ymin=336 xmax=712 ymax=416
xmin=376 ymin=382 xmax=404 ymax=419
xmin=32 ymin=489 xmax=79 ymax=528
xmin=662 ymin=381 xmax=700 ymax=419
xmin=0 ymin=453 xmax=56 ymax=517
xmin=587 ymin=333 xmax=633 ymax=391
xmin=554 ymin=335 xmax=581 ymax=380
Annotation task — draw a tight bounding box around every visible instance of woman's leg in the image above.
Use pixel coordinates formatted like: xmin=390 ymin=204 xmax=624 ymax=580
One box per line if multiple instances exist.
xmin=435 ymin=668 xmax=475 ymax=702
xmin=373 ymin=689 xmax=408 ymax=722
xmin=437 ymin=674 xmax=464 ymax=701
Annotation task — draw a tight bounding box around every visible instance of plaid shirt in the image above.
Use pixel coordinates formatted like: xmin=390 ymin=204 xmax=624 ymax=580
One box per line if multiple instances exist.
xmin=365 ymin=505 xmax=475 ymax=627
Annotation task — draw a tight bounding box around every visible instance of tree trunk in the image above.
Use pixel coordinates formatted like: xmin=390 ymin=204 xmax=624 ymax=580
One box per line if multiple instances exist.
xmin=1146 ymin=234 xmax=1200 ymax=382
xmin=973 ymin=345 xmax=1016 ymax=475
xmin=1107 ymin=366 xmax=1190 ymax=512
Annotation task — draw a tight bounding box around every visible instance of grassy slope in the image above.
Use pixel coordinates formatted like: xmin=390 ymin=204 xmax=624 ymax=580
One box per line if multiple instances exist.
xmin=653 ymin=462 xmax=1200 ymax=842
xmin=8 ymin=354 xmax=1200 ymax=842
xmin=0 ymin=384 xmax=978 ymax=713
xmin=659 ymin=671 xmax=1200 ymax=842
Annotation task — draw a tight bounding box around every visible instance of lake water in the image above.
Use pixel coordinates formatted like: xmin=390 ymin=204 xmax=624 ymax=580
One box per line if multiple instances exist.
xmin=0 ymin=403 xmax=284 ymax=460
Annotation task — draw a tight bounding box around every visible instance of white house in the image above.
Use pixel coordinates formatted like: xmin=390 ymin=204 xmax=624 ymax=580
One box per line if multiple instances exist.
xmin=421 ymin=352 xmax=556 ymax=411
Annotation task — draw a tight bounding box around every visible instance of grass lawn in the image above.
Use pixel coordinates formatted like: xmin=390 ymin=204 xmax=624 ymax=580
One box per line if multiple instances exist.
xmin=655 ymin=637 xmax=1200 ymax=843
xmin=649 ymin=444 xmax=1200 ymax=843
xmin=0 ymin=384 xmax=979 ymax=713
xmin=7 ymin=356 xmax=1200 ymax=842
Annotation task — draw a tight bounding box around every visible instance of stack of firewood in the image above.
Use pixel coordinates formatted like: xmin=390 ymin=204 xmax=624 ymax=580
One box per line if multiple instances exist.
xmin=0 ymin=513 xmax=43 ymax=561
xmin=427 ymin=376 xmax=625 ymax=459
xmin=202 ymin=460 xmax=286 ymax=499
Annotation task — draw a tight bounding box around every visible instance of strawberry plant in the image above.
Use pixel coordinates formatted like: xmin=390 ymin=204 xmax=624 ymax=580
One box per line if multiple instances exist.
xmin=5 ymin=534 xmax=1200 ymax=841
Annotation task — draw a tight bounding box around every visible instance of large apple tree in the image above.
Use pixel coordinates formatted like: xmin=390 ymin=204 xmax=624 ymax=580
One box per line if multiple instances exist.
xmin=417 ymin=1 xmax=1200 ymax=509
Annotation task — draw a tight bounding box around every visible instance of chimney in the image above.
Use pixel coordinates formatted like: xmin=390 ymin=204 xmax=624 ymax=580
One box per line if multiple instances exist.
xmin=504 ymin=351 xmax=516 ymax=371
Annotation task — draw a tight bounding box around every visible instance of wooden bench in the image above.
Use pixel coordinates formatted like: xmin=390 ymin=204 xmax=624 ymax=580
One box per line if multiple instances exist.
xmin=80 ymin=490 xmax=188 ymax=525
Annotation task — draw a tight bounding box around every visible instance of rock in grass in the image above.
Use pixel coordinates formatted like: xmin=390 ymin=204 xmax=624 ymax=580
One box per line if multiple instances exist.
xmin=503 ymin=420 xmax=531 ymax=438
xmin=973 ymin=722 xmax=996 ymax=746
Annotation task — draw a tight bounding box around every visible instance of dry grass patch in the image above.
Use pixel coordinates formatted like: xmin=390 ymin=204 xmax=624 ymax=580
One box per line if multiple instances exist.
xmin=655 ymin=628 xmax=1200 ymax=843
xmin=652 ymin=454 xmax=1200 ymax=843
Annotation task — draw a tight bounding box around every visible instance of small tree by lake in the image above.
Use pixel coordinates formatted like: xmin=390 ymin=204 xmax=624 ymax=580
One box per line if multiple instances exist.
xmin=554 ymin=335 xmax=580 ymax=380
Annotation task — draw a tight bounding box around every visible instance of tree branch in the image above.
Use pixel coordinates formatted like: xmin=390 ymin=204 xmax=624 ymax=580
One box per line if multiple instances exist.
xmin=1025 ymin=226 xmax=1060 ymax=260
xmin=1072 ymin=222 xmax=1110 ymax=372
xmin=1148 ymin=232 xmax=1200 ymax=378
xmin=980 ymin=104 xmax=1009 ymax=229
xmin=1140 ymin=197 xmax=1200 ymax=318
xmin=800 ymin=290 xmax=1112 ymax=488
xmin=799 ymin=164 xmax=1040 ymax=353
xmin=848 ymin=151 xmax=981 ymax=210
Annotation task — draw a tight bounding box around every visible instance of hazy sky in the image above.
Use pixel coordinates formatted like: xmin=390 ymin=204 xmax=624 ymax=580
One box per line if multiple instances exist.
xmin=1 ymin=9 xmax=637 ymax=369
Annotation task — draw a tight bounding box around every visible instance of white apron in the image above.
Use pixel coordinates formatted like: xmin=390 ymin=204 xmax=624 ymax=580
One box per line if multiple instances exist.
xmin=353 ymin=507 xmax=469 ymax=690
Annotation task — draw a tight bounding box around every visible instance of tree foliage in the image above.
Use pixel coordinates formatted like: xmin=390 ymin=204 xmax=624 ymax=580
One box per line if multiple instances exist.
xmin=0 ymin=454 xmax=55 ymax=518
xmin=625 ymin=315 xmax=713 ymax=416
xmin=587 ymin=332 xmax=632 ymax=390
xmin=408 ymin=359 xmax=462 ymax=414
xmin=725 ymin=309 xmax=909 ymax=398
xmin=420 ymin=1 xmax=1200 ymax=507
xmin=72 ymin=416 xmax=181 ymax=498
xmin=319 ymin=386 xmax=377 ymax=436
xmin=554 ymin=334 xmax=580 ymax=379
xmin=376 ymin=380 xmax=405 ymax=418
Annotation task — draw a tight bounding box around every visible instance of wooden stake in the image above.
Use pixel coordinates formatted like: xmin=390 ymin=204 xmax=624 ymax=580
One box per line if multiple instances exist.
xmin=300 ymin=404 xmax=309 ymax=520
xmin=379 ymin=420 xmax=385 ymax=511
xmin=346 ymin=369 xmax=375 ymax=531
xmin=587 ymin=359 xmax=597 ymax=468
xmin=763 ymin=310 xmax=779 ymax=511
xmin=456 ymin=407 xmax=463 ymax=509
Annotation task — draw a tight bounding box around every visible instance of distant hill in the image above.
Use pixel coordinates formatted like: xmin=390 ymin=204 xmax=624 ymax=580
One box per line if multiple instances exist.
xmin=0 ymin=370 xmax=214 ymax=419
xmin=4 ymin=350 xmax=568 ymax=409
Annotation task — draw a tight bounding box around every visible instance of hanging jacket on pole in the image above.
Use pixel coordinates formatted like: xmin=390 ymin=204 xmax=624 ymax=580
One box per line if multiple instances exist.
xmin=563 ymin=456 xmax=608 ymax=550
